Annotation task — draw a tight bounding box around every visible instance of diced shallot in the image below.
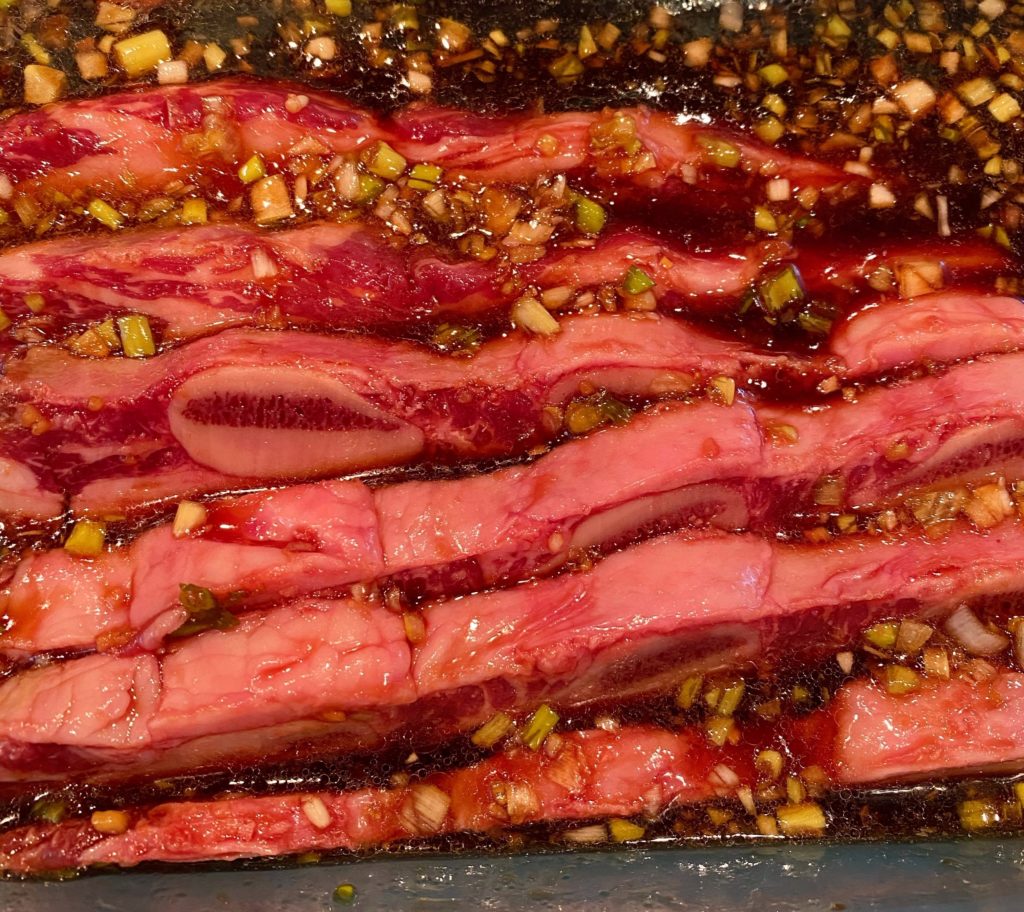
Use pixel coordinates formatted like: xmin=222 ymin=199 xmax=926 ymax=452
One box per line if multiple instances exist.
xmin=944 ymin=605 xmax=1010 ymax=656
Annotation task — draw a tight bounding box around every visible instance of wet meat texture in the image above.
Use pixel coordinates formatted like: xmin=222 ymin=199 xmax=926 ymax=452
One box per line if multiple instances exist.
xmin=0 ymin=520 xmax=1020 ymax=786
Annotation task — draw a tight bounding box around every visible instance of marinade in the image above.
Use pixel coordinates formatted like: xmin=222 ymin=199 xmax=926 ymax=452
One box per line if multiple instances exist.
xmin=0 ymin=0 xmax=1024 ymax=879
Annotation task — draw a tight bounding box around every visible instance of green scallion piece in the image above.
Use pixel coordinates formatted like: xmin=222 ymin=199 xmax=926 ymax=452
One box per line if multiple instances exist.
xmin=94 ymin=318 xmax=121 ymax=353
xmin=564 ymin=390 xmax=634 ymax=435
xmin=431 ymin=322 xmax=482 ymax=355
xmin=884 ymin=665 xmax=920 ymax=696
xmin=470 ymin=712 xmax=513 ymax=749
xmin=170 ymin=584 xmax=240 ymax=638
xmin=117 ymin=315 xmax=156 ymax=358
xmin=608 ymin=818 xmax=646 ymax=842
xmin=574 ymin=195 xmax=606 ymax=235
xmin=325 ymin=0 xmax=352 ymax=15
xmin=180 ymin=198 xmax=208 ymax=225
xmin=238 ymin=154 xmax=267 ymax=185
xmin=407 ymin=162 xmax=443 ymax=191
xmin=675 ymin=674 xmax=704 ymax=710
xmin=622 ymin=265 xmax=655 ymax=295
xmin=356 ymin=173 xmax=385 ymax=204
xmin=64 ymin=520 xmax=106 ymax=558
xmin=757 ymin=264 xmax=805 ymax=314
xmin=87 ymin=199 xmax=123 ymax=230
xmin=797 ymin=310 xmax=833 ymax=334
xmin=521 ymin=703 xmax=559 ymax=750
xmin=179 ymin=583 xmax=216 ymax=614
xmin=31 ymin=797 xmax=67 ymax=825
xmin=697 ymin=136 xmax=741 ymax=168
xmin=332 ymin=883 xmax=357 ymax=904
xmin=368 ymin=141 xmax=407 ymax=180
xmin=864 ymin=621 xmax=898 ymax=650
xmin=758 ymin=63 xmax=789 ymax=87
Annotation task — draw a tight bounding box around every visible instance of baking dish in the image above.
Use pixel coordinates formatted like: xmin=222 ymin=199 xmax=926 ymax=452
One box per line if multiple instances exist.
xmin=0 ymin=0 xmax=1023 ymax=901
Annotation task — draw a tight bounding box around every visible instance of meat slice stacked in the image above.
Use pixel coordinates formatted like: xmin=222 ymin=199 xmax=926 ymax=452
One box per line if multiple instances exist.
xmin=1 ymin=77 xmax=1024 ymax=875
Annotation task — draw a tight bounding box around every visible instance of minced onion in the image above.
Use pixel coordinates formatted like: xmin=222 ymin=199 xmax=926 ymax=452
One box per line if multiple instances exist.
xmin=944 ymin=604 xmax=1010 ymax=656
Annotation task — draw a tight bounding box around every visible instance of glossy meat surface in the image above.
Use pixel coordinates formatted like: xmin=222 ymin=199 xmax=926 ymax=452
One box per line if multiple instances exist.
xmin=0 ymin=78 xmax=853 ymax=202
xmin=0 ymin=726 xmax=725 ymax=872
xmin=0 ymin=313 xmax=796 ymax=519
xmin=1 ymin=521 xmax=1022 ymax=784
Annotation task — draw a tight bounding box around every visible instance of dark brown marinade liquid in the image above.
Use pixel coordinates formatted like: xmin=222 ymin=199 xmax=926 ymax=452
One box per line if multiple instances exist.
xmin=1 ymin=0 xmax=1024 ymax=864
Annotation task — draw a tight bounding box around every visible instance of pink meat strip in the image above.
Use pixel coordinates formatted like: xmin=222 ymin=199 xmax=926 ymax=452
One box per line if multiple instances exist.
xmin=0 ymin=222 xmax=780 ymax=342
xmin=0 ymin=726 xmax=730 ymax=872
xmin=831 ymin=671 xmax=1024 ymax=784
xmin=4 ymin=669 xmax=1024 ymax=872
xmin=10 ymin=324 xmax=1024 ymax=663
xmin=1 ymin=219 xmax=1005 ymax=346
xmin=0 ymin=77 xmax=854 ymax=201
xmin=0 ymin=519 xmax=1022 ymax=784
xmin=0 ymin=312 xmax=797 ymax=519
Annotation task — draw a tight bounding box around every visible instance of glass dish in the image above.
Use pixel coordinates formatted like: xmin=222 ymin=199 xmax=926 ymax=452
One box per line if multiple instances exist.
xmin=2 ymin=839 xmax=1023 ymax=911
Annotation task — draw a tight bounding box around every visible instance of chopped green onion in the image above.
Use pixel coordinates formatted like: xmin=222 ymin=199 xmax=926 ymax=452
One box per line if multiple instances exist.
xmin=407 ymin=163 xmax=443 ymax=191
xmin=959 ymin=799 xmax=1001 ymax=831
xmin=96 ymin=319 xmax=120 ymax=350
xmin=754 ymin=206 xmax=778 ymax=232
xmin=87 ymin=199 xmax=123 ymax=230
xmin=797 ymin=309 xmax=833 ymax=334
xmin=989 ymin=92 xmax=1021 ymax=123
xmin=675 ymin=674 xmax=704 ymax=710
xmin=113 ymin=29 xmax=172 ymax=77
xmin=179 ymin=583 xmax=216 ymax=614
xmin=777 ymin=802 xmax=827 ymax=834
xmin=521 ymin=704 xmax=559 ymax=750
xmin=978 ymin=223 xmax=1012 ymax=249
xmin=705 ymin=716 xmax=732 ymax=746
xmin=622 ymin=266 xmax=655 ymax=295
xmin=608 ymin=818 xmax=646 ymax=842
xmin=756 ymin=749 xmax=784 ymax=779
xmin=332 ymin=883 xmax=357 ymax=904
xmin=564 ymin=391 xmax=633 ymax=434
xmin=31 ymin=797 xmax=67 ymax=825
xmin=511 ymin=296 xmax=560 ymax=335
xmin=170 ymin=583 xmax=240 ymax=638
xmin=356 ymin=173 xmax=385 ymax=203
xmin=757 ymin=264 xmax=805 ymax=313
xmin=64 ymin=520 xmax=106 ymax=558
xmin=884 ymin=665 xmax=920 ymax=695
xmin=368 ymin=142 xmax=407 ymax=180
xmin=21 ymin=34 xmax=52 ymax=66
xmin=578 ymin=24 xmax=598 ymax=59
xmin=716 ymin=679 xmax=746 ymax=716
xmin=470 ymin=712 xmax=513 ymax=749
xmin=431 ymin=322 xmax=481 ymax=355
xmin=548 ymin=52 xmax=584 ymax=80
xmin=825 ymin=14 xmax=852 ymax=38
xmin=708 ymin=375 xmax=736 ymax=406
xmin=180 ymin=199 xmax=208 ymax=225
xmin=755 ymin=116 xmax=785 ymax=144
xmin=238 ymin=154 xmax=266 ymax=185
xmin=574 ymin=195 xmax=606 ymax=235
xmin=390 ymin=4 xmax=419 ymax=29
xmin=758 ymin=63 xmax=788 ymax=87
xmin=117 ymin=315 xmax=156 ymax=358
xmin=697 ymin=136 xmax=741 ymax=168
xmin=864 ymin=621 xmax=899 ymax=649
